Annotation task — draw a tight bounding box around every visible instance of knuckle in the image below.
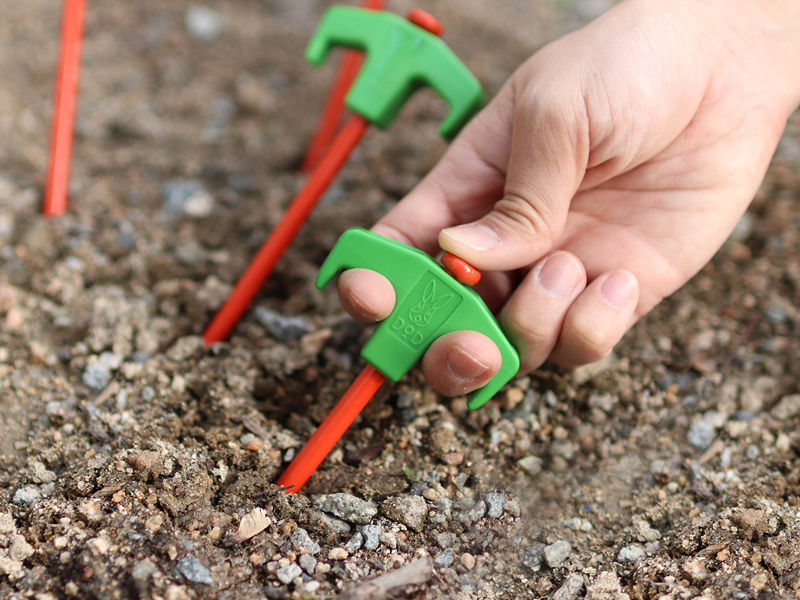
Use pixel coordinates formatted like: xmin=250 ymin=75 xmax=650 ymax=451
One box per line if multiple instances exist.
xmin=568 ymin=314 xmax=615 ymax=362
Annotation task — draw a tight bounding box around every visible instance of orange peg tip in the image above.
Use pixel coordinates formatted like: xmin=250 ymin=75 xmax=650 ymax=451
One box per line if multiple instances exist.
xmin=441 ymin=252 xmax=481 ymax=286
xmin=407 ymin=8 xmax=444 ymax=36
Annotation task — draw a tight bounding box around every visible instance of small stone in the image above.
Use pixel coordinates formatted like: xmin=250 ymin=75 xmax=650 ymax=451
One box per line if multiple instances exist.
xmin=328 ymin=547 xmax=348 ymax=561
xmin=315 ymin=562 xmax=331 ymax=575
xmin=520 ymin=544 xmax=544 ymax=571
xmin=83 ymin=362 xmax=110 ymax=391
xmin=299 ymin=553 xmax=317 ymax=574
xmin=77 ymin=500 xmax=103 ymax=522
xmin=13 ymin=487 xmax=41 ymax=505
xmin=145 ymin=516 xmax=163 ymax=533
xmin=460 ymin=553 xmax=475 ymax=570
xmin=314 ymin=493 xmax=377 ymax=524
xmin=688 ymin=420 xmax=715 ymax=449
xmin=184 ymin=7 xmax=222 ymax=41
xmin=484 ymin=492 xmax=505 ymax=518
xmin=771 ymin=394 xmax=800 ymax=420
xmin=290 ymin=529 xmax=320 ymax=555
xmin=617 ymin=545 xmax=646 ymax=564
xmin=553 ymin=573 xmax=584 ymax=600
xmin=632 ymin=520 xmax=661 ymax=543
xmin=467 ymin=500 xmax=487 ymax=522
xmin=276 ymin=563 xmax=302 ymax=584
xmin=177 ymin=556 xmax=215 ymax=585
xmin=305 ymin=581 xmax=320 ymax=593
xmin=344 ymin=532 xmax=363 ymax=554
xmin=746 ymin=445 xmax=760 ymax=460
xmin=360 ymin=524 xmax=381 ymax=550
xmin=435 ymin=550 xmax=455 ymax=567
xmin=255 ymin=307 xmax=311 ymax=342
xmin=564 ymin=518 xmax=593 ymax=532
xmin=382 ymin=496 xmax=428 ymax=532
xmin=379 ymin=531 xmax=396 ymax=549
xmin=88 ymin=537 xmax=109 ymax=554
xmin=504 ymin=500 xmax=521 ymax=517
xmin=544 ymin=540 xmax=571 ymax=568
xmin=316 ymin=511 xmax=351 ymax=534
xmin=518 ymin=456 xmax=543 ymax=475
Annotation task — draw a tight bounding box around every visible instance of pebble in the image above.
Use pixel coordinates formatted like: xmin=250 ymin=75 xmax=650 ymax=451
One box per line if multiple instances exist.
xmin=771 ymin=394 xmax=800 ymax=420
xmin=504 ymin=500 xmax=521 ymax=518
xmin=290 ymin=529 xmax=320 ymax=555
xmin=467 ymin=500 xmax=487 ymax=522
xmin=13 ymin=487 xmax=41 ymax=505
xmin=520 ymin=545 xmax=544 ymax=571
xmin=184 ymin=6 xmax=222 ymax=41
xmin=460 ymin=553 xmax=476 ymax=570
xmin=617 ymin=544 xmax=646 ymax=564
xmin=633 ymin=520 xmax=661 ymax=543
xmin=518 ymin=456 xmax=543 ymax=475
xmin=328 ymin=548 xmax=348 ymax=561
xmin=564 ymin=518 xmax=593 ymax=532
xmin=746 ymin=445 xmax=760 ymax=460
xmin=344 ymin=532 xmax=363 ymax=554
xmin=317 ymin=512 xmax=351 ymax=534
xmin=298 ymin=553 xmax=317 ymax=574
xmin=435 ymin=550 xmax=455 ymax=567
xmin=275 ymin=564 xmax=302 ymax=584
xmin=141 ymin=387 xmax=156 ymax=401
xmin=255 ymin=307 xmax=311 ymax=342
xmin=553 ymin=573 xmax=584 ymax=600
xmin=543 ymin=540 xmax=571 ymax=568
xmin=177 ymin=556 xmax=215 ymax=585
xmin=353 ymin=525 xmax=378 ymax=551
xmin=687 ymin=420 xmax=715 ymax=450
xmin=382 ymin=496 xmax=428 ymax=532
xmin=436 ymin=532 xmax=457 ymax=549
xmin=379 ymin=531 xmax=396 ymax=549
xmin=83 ymin=361 xmax=111 ymax=391
xmin=485 ymin=492 xmax=505 ymax=518
xmin=315 ymin=493 xmax=377 ymax=525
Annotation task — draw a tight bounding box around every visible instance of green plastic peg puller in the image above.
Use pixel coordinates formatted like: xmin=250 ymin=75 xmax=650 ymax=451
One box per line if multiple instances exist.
xmin=307 ymin=5 xmax=486 ymax=141
xmin=317 ymin=228 xmax=519 ymax=408
xmin=277 ymin=229 xmax=519 ymax=493
xmin=203 ymin=6 xmax=487 ymax=345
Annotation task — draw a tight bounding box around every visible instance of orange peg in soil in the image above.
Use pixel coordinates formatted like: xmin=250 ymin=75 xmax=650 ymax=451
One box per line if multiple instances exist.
xmin=203 ymin=114 xmax=369 ymax=345
xmin=43 ymin=0 xmax=88 ymax=216
xmin=442 ymin=252 xmax=481 ymax=285
xmin=277 ymin=364 xmax=386 ymax=493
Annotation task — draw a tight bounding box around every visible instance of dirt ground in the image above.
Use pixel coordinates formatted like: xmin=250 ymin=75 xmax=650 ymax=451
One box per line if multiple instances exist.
xmin=2 ymin=1 xmax=800 ymax=599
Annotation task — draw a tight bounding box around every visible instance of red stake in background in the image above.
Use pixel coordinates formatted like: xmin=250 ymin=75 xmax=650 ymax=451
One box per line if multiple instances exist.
xmin=202 ymin=114 xmax=369 ymax=345
xmin=299 ymin=0 xmax=386 ymax=172
xmin=43 ymin=0 xmax=87 ymax=216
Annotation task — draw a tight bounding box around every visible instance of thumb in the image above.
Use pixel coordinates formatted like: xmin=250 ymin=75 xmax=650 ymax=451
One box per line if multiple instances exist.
xmin=439 ymin=76 xmax=589 ymax=271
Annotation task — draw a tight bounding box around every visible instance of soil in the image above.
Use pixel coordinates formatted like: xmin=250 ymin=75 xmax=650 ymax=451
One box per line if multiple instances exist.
xmin=2 ymin=1 xmax=800 ymax=599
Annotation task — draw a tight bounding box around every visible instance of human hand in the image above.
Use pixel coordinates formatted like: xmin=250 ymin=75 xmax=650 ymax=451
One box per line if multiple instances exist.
xmin=338 ymin=0 xmax=800 ymax=396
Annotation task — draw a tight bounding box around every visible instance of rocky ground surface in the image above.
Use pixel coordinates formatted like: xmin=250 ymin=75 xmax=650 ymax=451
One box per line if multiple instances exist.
xmin=2 ymin=1 xmax=800 ymax=599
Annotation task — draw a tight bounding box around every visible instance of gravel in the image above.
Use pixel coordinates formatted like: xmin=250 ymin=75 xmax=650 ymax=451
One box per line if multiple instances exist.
xmin=544 ymin=540 xmax=572 ymax=568
xmin=314 ymin=493 xmax=377 ymax=525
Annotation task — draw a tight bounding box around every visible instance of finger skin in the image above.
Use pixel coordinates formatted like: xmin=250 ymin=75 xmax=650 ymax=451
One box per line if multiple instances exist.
xmin=499 ymin=252 xmax=587 ymax=374
xmin=337 ymin=268 xmax=396 ymax=324
xmin=550 ymin=270 xmax=640 ymax=368
xmin=421 ymin=331 xmax=501 ymax=397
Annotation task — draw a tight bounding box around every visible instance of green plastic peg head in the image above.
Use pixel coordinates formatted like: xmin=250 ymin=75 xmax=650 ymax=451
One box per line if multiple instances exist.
xmin=306 ymin=6 xmax=486 ymax=141
xmin=316 ymin=228 xmax=520 ymax=410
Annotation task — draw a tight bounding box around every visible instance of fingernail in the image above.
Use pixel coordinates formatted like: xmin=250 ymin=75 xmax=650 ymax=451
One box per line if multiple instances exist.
xmin=601 ymin=270 xmax=637 ymax=309
xmin=537 ymin=253 xmax=582 ymax=298
xmin=441 ymin=223 xmax=500 ymax=251
xmin=446 ymin=345 xmax=490 ymax=381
